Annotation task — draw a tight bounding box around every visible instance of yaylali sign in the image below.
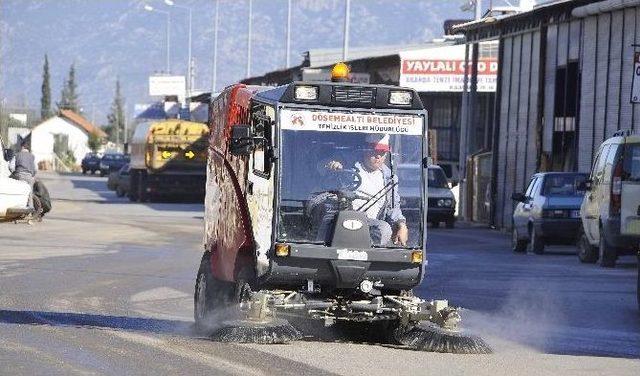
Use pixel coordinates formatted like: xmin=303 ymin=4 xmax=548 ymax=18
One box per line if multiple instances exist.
xmin=399 ymin=44 xmax=497 ymax=92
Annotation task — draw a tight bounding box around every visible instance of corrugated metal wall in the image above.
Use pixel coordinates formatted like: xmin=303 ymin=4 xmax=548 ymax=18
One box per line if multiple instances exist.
xmin=493 ymin=5 xmax=640 ymax=229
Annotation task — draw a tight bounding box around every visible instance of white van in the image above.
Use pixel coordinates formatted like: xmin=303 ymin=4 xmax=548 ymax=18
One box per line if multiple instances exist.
xmin=577 ymin=130 xmax=640 ymax=267
xmin=0 ymin=136 xmax=32 ymax=221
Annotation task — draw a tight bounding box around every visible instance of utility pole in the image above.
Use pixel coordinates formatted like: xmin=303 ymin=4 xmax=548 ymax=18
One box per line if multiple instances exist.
xmin=475 ymin=0 xmax=482 ymax=20
xmin=342 ymin=0 xmax=351 ymax=61
xmin=212 ymin=0 xmax=220 ymax=93
xmin=285 ymin=0 xmax=292 ymax=68
xmin=246 ymin=0 xmax=253 ymax=77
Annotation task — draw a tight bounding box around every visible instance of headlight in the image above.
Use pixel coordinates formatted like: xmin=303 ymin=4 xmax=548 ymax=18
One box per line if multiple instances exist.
xmin=437 ymin=199 xmax=445 ymax=207
xmin=444 ymin=199 xmax=453 ymax=207
xmin=294 ymin=85 xmax=318 ymax=101
xmin=389 ymin=90 xmax=412 ymax=105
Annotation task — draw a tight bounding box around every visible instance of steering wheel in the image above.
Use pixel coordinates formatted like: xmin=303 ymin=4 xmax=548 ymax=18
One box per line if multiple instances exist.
xmin=334 ymin=168 xmax=362 ymax=191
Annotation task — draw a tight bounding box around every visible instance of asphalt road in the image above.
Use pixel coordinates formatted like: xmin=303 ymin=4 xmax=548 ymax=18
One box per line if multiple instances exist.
xmin=0 ymin=172 xmax=638 ymax=375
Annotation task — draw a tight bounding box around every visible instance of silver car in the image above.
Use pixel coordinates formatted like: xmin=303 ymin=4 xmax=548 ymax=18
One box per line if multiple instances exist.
xmin=511 ymin=172 xmax=588 ymax=254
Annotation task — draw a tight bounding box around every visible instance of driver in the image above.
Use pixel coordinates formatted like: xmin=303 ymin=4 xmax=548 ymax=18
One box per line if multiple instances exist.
xmin=325 ymin=134 xmax=408 ymax=246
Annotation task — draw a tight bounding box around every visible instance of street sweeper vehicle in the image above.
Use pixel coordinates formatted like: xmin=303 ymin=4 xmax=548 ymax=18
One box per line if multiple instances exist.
xmin=194 ymin=66 xmax=490 ymax=353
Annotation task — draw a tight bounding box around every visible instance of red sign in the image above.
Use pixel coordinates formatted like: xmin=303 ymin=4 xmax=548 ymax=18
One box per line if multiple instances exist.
xmin=402 ymin=59 xmax=498 ymax=75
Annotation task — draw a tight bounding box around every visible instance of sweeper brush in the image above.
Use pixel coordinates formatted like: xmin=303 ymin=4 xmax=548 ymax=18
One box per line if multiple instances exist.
xmin=396 ymin=323 xmax=492 ymax=354
xmin=210 ymin=318 xmax=302 ymax=344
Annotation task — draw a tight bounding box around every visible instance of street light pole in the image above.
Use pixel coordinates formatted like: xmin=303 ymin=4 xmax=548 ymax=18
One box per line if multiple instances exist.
xmin=342 ymin=0 xmax=350 ymax=61
xmin=212 ymin=0 xmax=220 ymax=93
xmin=165 ymin=0 xmax=193 ymax=98
xmin=246 ymin=0 xmax=253 ymax=78
xmin=285 ymin=0 xmax=292 ymax=68
xmin=144 ymin=5 xmax=171 ymax=73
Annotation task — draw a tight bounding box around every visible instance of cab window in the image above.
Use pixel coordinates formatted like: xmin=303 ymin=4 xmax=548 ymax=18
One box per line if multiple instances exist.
xmin=250 ymin=102 xmax=275 ymax=177
xmin=623 ymin=143 xmax=640 ymax=181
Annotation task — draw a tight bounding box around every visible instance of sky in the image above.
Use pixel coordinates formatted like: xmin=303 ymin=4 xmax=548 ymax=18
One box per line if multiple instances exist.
xmin=0 ymin=0 xmax=476 ymax=124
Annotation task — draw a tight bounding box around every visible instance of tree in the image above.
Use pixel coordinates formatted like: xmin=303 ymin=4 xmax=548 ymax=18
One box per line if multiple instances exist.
xmin=87 ymin=131 xmax=102 ymax=153
xmin=106 ymin=79 xmax=125 ymax=145
xmin=57 ymin=63 xmax=80 ymax=113
xmin=40 ymin=54 xmax=52 ymax=120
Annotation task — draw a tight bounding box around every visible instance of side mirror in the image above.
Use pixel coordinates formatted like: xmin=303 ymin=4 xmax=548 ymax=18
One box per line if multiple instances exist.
xmin=511 ymin=192 xmax=527 ymax=202
xmin=3 ymin=148 xmax=14 ymax=162
xmin=229 ymin=125 xmax=254 ymax=156
xmin=449 ymin=180 xmax=458 ymax=188
xmin=577 ymin=179 xmax=592 ymax=191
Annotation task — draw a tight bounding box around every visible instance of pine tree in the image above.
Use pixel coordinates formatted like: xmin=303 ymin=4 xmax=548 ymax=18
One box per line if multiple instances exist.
xmin=106 ymin=79 xmax=125 ymax=145
xmin=40 ymin=54 xmax=52 ymax=120
xmin=57 ymin=63 xmax=80 ymax=113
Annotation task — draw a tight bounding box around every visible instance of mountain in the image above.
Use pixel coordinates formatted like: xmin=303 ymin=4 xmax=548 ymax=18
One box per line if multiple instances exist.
xmin=0 ymin=0 xmax=470 ymax=124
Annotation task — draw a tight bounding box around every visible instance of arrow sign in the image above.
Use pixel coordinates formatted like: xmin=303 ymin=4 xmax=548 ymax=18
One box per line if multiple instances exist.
xmin=185 ymin=150 xmax=195 ymax=159
xmin=161 ymin=150 xmax=172 ymax=159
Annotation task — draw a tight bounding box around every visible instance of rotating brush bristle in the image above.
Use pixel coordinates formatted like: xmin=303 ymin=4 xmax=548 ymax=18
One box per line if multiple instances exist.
xmin=396 ymin=323 xmax=492 ymax=354
xmin=210 ymin=318 xmax=302 ymax=344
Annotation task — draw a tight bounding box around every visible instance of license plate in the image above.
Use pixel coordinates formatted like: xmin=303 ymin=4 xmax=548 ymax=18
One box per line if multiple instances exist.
xmin=571 ymin=210 xmax=581 ymax=218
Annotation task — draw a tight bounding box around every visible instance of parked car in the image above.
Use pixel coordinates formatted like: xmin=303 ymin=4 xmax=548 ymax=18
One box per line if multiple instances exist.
xmin=99 ymin=153 xmax=129 ymax=177
xmin=511 ymin=172 xmax=588 ymax=254
xmin=427 ymin=165 xmax=456 ymax=228
xmin=107 ymin=164 xmax=130 ymax=197
xmin=81 ymin=153 xmax=101 ymax=174
xmin=577 ymin=130 xmax=640 ymax=267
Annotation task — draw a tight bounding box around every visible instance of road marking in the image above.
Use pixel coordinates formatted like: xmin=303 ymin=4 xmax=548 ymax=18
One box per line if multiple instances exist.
xmin=109 ymin=331 xmax=264 ymax=376
xmin=131 ymin=287 xmax=190 ymax=302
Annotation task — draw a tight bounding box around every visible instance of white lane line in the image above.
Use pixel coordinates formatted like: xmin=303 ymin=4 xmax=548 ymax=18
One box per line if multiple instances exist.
xmin=108 ymin=330 xmax=264 ymax=376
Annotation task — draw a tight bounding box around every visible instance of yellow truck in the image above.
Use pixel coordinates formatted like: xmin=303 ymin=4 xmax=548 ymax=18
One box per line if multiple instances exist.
xmin=129 ymin=119 xmax=209 ymax=201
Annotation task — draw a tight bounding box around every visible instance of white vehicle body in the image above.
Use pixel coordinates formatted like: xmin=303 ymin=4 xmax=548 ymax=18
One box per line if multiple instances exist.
xmin=0 ymin=136 xmax=30 ymax=221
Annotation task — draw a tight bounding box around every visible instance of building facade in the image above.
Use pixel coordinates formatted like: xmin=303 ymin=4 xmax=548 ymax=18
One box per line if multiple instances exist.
xmin=458 ymin=0 xmax=640 ymax=229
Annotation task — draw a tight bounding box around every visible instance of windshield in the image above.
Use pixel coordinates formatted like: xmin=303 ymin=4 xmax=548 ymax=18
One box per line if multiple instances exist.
xmin=277 ymin=109 xmax=424 ymax=249
xmin=428 ymin=168 xmax=448 ymax=189
xmin=542 ymin=174 xmax=587 ymax=196
xmin=623 ymin=143 xmax=640 ymax=182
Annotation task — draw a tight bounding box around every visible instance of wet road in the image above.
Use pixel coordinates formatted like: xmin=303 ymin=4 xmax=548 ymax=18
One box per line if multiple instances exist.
xmin=0 ymin=172 xmax=638 ymax=375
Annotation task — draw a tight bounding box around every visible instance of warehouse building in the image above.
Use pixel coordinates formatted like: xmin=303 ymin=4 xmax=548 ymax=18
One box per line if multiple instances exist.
xmin=456 ymin=0 xmax=640 ymax=229
xmin=242 ymin=38 xmax=498 ymax=180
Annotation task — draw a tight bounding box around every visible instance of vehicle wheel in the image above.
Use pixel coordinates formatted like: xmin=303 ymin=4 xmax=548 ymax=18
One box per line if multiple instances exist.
xmin=512 ymin=228 xmax=527 ymax=253
xmin=530 ymin=226 xmax=544 ymax=255
xmin=577 ymin=232 xmax=598 ymax=263
xmin=194 ymin=252 xmax=233 ymax=334
xmin=100 ymin=171 xmax=106 ymax=177
xmin=116 ymin=186 xmax=125 ymax=197
xmin=431 ymin=221 xmax=440 ymax=228
xmin=31 ymin=195 xmax=44 ymax=222
xmin=598 ymin=234 xmax=617 ymax=268
xmin=445 ymin=218 xmax=455 ymax=229
xmin=82 ymin=168 xmax=87 ymax=175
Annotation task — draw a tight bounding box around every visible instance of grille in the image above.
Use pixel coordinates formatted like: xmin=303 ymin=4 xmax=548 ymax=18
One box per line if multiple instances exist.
xmin=333 ymin=86 xmax=375 ymax=104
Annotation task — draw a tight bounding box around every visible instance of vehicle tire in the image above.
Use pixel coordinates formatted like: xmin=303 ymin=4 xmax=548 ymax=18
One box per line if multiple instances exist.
xmin=194 ymin=252 xmax=233 ymax=334
xmin=512 ymin=228 xmax=527 ymax=253
xmin=577 ymin=232 xmax=598 ymax=263
xmin=598 ymin=234 xmax=617 ymax=268
xmin=82 ymin=168 xmax=87 ymax=175
xmin=100 ymin=171 xmax=106 ymax=177
xmin=431 ymin=221 xmax=440 ymax=228
xmin=116 ymin=186 xmax=125 ymax=197
xmin=32 ymin=195 xmax=44 ymax=222
xmin=530 ymin=226 xmax=544 ymax=255
xmin=445 ymin=218 xmax=455 ymax=229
